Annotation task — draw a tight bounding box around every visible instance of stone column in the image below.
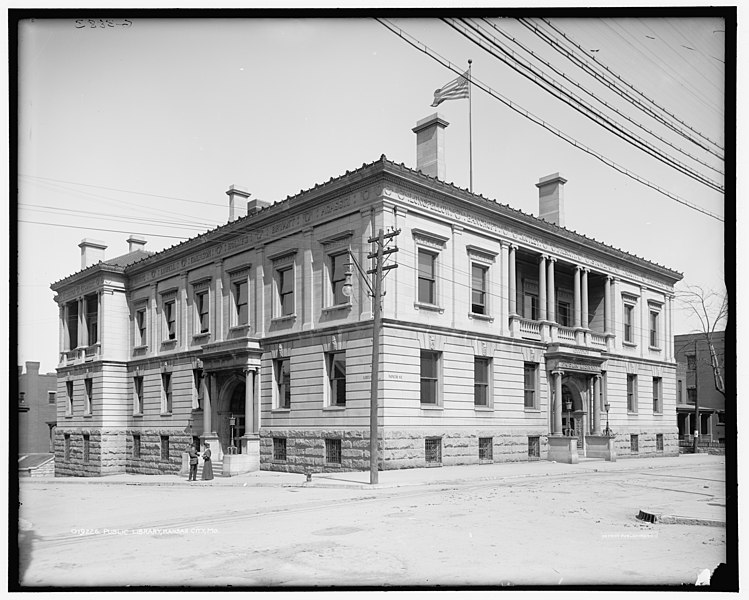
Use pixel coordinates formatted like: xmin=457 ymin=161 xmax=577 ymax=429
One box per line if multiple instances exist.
xmin=149 ymin=284 xmax=157 ymax=350
xmin=508 ymin=245 xmax=517 ymax=316
xmin=640 ymin=285 xmax=647 ymax=357
xmin=201 ymin=373 xmax=212 ymax=434
xmin=547 ymin=257 xmax=556 ymax=323
xmin=78 ymin=298 xmax=85 ymax=348
xmin=581 ymin=268 xmax=589 ymax=329
xmin=244 ymin=367 xmax=254 ymax=435
xmin=59 ymin=305 xmax=65 ymax=356
xmin=214 ymin=261 xmax=224 ymax=341
xmin=499 ymin=241 xmax=508 ymax=336
xmin=604 ymin=276 xmax=612 ymax=334
xmin=180 ymin=273 xmax=189 ymax=350
xmin=593 ymin=375 xmax=601 ymax=434
xmin=538 ymin=255 xmax=547 ymax=322
xmin=573 ymin=267 xmax=581 ymax=328
xmin=552 ymin=370 xmax=564 ymax=435
xmin=255 ymin=247 xmax=265 ymax=336
xmin=665 ymin=294 xmax=674 ymax=361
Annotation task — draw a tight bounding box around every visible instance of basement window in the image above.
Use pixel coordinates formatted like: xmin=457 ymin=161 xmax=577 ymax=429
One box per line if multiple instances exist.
xmin=425 ymin=437 xmax=442 ymax=465
xmin=478 ymin=437 xmax=493 ymax=462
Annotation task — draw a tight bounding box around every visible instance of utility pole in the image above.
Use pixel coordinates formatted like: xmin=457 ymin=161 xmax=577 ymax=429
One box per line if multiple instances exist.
xmin=366 ymin=228 xmax=400 ymax=484
xmin=693 ymin=337 xmax=700 ymax=454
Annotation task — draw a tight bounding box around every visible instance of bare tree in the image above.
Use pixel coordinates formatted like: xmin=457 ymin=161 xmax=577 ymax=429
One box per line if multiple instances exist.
xmin=677 ymin=284 xmax=726 ymax=398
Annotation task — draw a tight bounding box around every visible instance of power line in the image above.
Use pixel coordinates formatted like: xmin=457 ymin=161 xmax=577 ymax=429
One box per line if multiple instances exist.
xmin=528 ymin=18 xmax=724 ymax=157
xmin=446 ymin=18 xmax=724 ymax=193
xmin=476 ymin=17 xmax=724 ymax=178
xmin=19 ymin=219 xmax=190 ymax=240
xmin=376 ymin=18 xmax=724 ymax=223
xmin=18 ymin=173 xmax=227 ymax=208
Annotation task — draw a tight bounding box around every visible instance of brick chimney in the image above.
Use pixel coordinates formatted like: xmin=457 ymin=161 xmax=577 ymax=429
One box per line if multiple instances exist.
xmin=247 ymin=198 xmax=270 ymax=214
xmin=412 ymin=113 xmax=449 ymax=180
xmin=225 ymin=185 xmax=251 ymax=221
xmin=127 ymin=235 xmax=147 ymax=252
xmin=79 ymin=239 xmax=107 ymax=269
xmin=25 ymin=361 xmax=40 ymax=375
xmin=536 ymin=173 xmax=567 ymax=227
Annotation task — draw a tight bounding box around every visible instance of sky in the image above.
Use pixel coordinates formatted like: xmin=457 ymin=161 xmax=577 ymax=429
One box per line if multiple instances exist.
xmin=15 ymin=10 xmax=731 ymax=374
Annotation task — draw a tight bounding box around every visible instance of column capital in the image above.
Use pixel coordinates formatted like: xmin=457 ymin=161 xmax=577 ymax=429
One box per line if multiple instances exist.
xmin=539 ymin=253 xmax=549 ymax=263
xmin=551 ymin=369 xmax=565 ymax=377
xmin=575 ymin=265 xmax=583 ymax=272
xmin=547 ymin=255 xmax=557 ymax=263
xmin=509 ymin=243 xmax=518 ymax=251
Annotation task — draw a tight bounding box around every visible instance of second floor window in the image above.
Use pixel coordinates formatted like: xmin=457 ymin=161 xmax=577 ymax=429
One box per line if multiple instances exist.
xmin=649 ymin=311 xmax=659 ymax=347
xmin=471 ymin=264 xmax=488 ymax=315
xmin=233 ymin=280 xmax=249 ymax=326
xmin=420 ymin=350 xmax=440 ymax=404
xmin=524 ymin=363 xmax=538 ymax=409
xmin=66 ymin=301 xmax=79 ymax=350
xmin=195 ymin=290 xmax=209 ymax=334
xmin=66 ymin=380 xmax=74 ymax=415
xmin=557 ymin=300 xmax=571 ymax=327
xmin=277 ymin=266 xmax=294 ymax=316
xmin=275 ymin=358 xmax=291 ymax=409
xmin=133 ymin=376 xmax=143 ymax=414
xmin=85 ymin=294 xmax=98 ymax=345
xmin=653 ymin=377 xmax=662 ymax=413
xmin=84 ymin=378 xmax=93 ymax=415
xmin=474 ymin=357 xmax=490 ymax=406
xmin=624 ymin=304 xmax=635 ymax=343
xmin=687 ymin=354 xmax=696 ymax=370
xmin=627 ymin=374 xmax=638 ymax=413
xmin=161 ymin=373 xmax=173 ymax=414
xmin=330 ymin=253 xmax=349 ymax=306
xmin=164 ymin=299 xmax=176 ymax=340
xmin=418 ymin=250 xmax=437 ymax=305
xmin=327 ymin=352 xmax=346 ymax=406
xmin=524 ymin=293 xmax=539 ymax=321
xmin=135 ymin=308 xmax=147 ymax=346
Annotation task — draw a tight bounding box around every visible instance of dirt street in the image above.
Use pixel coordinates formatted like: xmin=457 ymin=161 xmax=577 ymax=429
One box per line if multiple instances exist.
xmin=18 ymin=459 xmax=726 ymax=587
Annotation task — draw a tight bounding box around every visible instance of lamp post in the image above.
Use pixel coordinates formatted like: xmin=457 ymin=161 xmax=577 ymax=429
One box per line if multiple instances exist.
xmin=229 ymin=415 xmax=237 ymax=455
xmin=565 ymin=400 xmax=573 ymax=436
xmin=604 ymin=401 xmax=612 ymax=437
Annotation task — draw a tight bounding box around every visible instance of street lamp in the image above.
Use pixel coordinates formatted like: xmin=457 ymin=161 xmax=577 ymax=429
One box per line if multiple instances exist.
xmin=229 ymin=415 xmax=237 ymax=455
xmin=604 ymin=401 xmax=612 ymax=437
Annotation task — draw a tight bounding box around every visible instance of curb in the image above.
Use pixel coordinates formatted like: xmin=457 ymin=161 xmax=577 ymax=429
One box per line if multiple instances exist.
xmin=636 ymin=509 xmax=725 ymax=528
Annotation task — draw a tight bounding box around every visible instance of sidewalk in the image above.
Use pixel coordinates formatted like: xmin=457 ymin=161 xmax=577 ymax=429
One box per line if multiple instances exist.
xmin=22 ymin=452 xmax=723 ymax=489
xmin=21 ymin=454 xmax=726 ymax=526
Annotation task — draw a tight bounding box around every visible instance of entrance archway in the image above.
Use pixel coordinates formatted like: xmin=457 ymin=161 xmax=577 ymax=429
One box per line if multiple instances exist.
xmin=217 ymin=377 xmax=246 ymax=455
xmin=561 ymin=377 xmax=587 ymax=447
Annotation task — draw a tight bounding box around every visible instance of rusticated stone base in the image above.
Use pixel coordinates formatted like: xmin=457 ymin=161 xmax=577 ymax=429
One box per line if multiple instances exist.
xmin=260 ymin=429 xmax=550 ymax=472
xmin=54 ymin=428 xmax=127 ymax=477
xmin=613 ymin=431 xmax=679 ymax=458
xmin=126 ymin=431 xmax=194 ymax=475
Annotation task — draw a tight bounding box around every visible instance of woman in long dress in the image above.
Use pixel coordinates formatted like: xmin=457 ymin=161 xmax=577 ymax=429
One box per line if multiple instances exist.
xmin=201 ymin=442 xmax=214 ymax=481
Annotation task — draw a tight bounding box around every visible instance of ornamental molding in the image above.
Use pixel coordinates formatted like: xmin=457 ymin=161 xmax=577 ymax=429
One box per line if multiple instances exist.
xmin=412 ymin=228 xmax=449 ymax=250
xmin=466 ymin=244 xmax=498 ymax=263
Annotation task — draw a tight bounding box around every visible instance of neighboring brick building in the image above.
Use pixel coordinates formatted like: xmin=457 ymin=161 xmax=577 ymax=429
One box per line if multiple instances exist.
xmin=674 ymin=331 xmax=725 ymax=444
xmin=18 ymin=361 xmax=58 ymax=454
xmin=51 ymin=113 xmax=683 ymax=477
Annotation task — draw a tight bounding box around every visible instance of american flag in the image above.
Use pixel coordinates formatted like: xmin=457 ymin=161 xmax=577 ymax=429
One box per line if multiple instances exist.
xmin=431 ymin=70 xmax=470 ymax=107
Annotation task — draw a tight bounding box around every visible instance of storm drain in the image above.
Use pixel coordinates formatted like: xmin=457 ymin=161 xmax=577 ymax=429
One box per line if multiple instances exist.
xmin=636 ymin=509 xmax=659 ymax=523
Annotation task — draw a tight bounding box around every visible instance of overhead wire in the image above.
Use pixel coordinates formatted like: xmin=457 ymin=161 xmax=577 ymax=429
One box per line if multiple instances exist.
xmin=529 ymin=18 xmax=724 ymax=157
xmin=476 ymin=17 xmax=724 ymax=178
xmin=445 ymin=18 xmax=724 ymax=192
xmin=375 ymin=18 xmax=724 ymax=223
xmin=18 ymin=219 xmax=191 ymax=240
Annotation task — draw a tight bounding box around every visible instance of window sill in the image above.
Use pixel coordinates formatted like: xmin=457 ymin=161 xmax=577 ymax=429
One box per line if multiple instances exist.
xmin=414 ymin=302 xmax=445 ymax=314
xmin=323 ymin=405 xmax=346 ymax=411
xmin=322 ymin=303 xmax=352 ymax=314
xmin=524 ymin=408 xmax=541 ymax=413
xmin=627 ymin=411 xmax=638 ymax=416
xmin=648 ymin=346 xmax=662 ymax=352
xmin=133 ymin=345 xmax=148 ymax=355
xmin=420 ymin=404 xmax=443 ymax=411
xmin=161 ymin=339 xmax=178 ymax=348
xmin=468 ymin=312 xmax=494 ymax=322
xmin=271 ymin=408 xmax=291 ymax=414
xmin=160 ymin=412 xmax=173 ymax=417
xmin=271 ymin=314 xmax=297 ymax=324
xmin=83 ymin=414 xmax=92 ymax=418
xmin=474 ymin=405 xmax=494 ymax=412
xmin=64 ymin=414 xmax=73 ymax=419
xmin=271 ymin=458 xmax=287 ymax=464
xmin=324 ymin=462 xmax=343 ymax=468
xmin=192 ymin=332 xmax=211 ymax=342
xmin=622 ymin=341 xmax=637 ymax=348
xmin=133 ymin=413 xmax=143 ymax=418
xmin=229 ymin=325 xmax=250 ymax=334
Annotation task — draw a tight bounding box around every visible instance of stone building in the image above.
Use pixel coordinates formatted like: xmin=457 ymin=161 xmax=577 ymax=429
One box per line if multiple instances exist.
xmin=51 ymin=113 xmax=682 ymax=477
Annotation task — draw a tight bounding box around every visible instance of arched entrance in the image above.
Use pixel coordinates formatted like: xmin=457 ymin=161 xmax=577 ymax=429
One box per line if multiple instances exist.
xmin=561 ymin=377 xmax=587 ymax=448
xmin=217 ymin=377 xmax=246 ymax=455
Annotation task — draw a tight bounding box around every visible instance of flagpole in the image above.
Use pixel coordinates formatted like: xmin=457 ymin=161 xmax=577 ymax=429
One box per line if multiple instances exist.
xmin=468 ymin=59 xmax=473 ymax=193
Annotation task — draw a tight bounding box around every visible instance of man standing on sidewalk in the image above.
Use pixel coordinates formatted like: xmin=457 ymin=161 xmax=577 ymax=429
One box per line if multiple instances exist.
xmin=187 ymin=444 xmax=199 ymax=482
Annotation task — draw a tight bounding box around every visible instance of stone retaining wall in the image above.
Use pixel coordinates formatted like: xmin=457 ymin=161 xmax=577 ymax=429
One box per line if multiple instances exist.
xmin=613 ymin=431 xmax=679 ymax=458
